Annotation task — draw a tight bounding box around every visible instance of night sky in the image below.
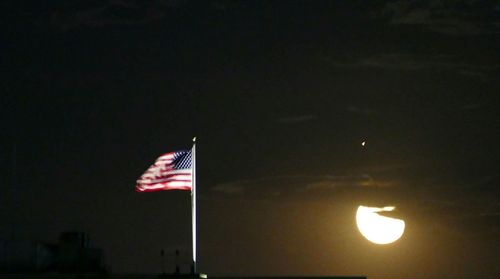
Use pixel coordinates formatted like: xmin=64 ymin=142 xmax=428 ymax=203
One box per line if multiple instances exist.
xmin=1 ymin=1 xmax=500 ymax=278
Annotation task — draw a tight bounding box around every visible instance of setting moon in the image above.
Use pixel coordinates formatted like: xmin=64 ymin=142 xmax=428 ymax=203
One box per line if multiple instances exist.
xmin=356 ymin=205 xmax=405 ymax=244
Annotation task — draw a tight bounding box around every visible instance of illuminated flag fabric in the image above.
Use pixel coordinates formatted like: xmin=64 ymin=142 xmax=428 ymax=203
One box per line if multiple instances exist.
xmin=136 ymin=150 xmax=192 ymax=192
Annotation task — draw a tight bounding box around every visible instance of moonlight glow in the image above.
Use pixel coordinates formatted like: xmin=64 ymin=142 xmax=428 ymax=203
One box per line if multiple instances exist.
xmin=356 ymin=205 xmax=405 ymax=244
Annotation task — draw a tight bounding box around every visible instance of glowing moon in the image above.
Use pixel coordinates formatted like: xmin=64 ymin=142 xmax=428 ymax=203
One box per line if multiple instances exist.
xmin=356 ymin=205 xmax=405 ymax=244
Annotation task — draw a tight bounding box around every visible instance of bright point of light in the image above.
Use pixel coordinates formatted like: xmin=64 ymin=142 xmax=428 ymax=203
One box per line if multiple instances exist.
xmin=356 ymin=205 xmax=405 ymax=245
xmin=200 ymin=274 xmax=208 ymax=278
xmin=361 ymin=141 xmax=366 ymax=146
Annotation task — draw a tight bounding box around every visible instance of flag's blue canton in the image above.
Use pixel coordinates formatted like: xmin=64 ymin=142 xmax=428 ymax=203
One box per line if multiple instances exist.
xmin=173 ymin=150 xmax=192 ymax=169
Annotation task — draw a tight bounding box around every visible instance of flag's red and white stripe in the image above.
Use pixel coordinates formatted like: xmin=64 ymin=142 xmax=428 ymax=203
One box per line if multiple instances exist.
xmin=136 ymin=152 xmax=192 ymax=192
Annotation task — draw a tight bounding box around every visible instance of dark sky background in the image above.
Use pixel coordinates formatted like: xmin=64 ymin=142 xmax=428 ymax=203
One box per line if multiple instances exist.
xmin=1 ymin=1 xmax=500 ymax=279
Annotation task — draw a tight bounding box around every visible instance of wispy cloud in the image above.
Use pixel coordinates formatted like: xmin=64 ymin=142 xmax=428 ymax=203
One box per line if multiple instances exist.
xmin=211 ymin=171 xmax=500 ymax=234
xmin=50 ymin=0 xmax=186 ymax=31
xmin=275 ymin=115 xmax=317 ymax=124
xmin=457 ymin=103 xmax=482 ymax=111
xmin=322 ymin=53 xmax=499 ymax=80
xmin=304 ymin=174 xmax=376 ymax=191
xmin=375 ymin=0 xmax=500 ymax=36
xmin=212 ymin=183 xmax=245 ymax=195
xmin=415 ymin=176 xmax=500 ymax=233
xmin=211 ymin=175 xmax=312 ymax=196
xmin=212 ymin=173 xmax=394 ymax=199
xmin=346 ymin=106 xmax=376 ymax=116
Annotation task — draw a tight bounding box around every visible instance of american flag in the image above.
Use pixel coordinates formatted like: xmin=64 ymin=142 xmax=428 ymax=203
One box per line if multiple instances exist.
xmin=136 ymin=150 xmax=192 ymax=192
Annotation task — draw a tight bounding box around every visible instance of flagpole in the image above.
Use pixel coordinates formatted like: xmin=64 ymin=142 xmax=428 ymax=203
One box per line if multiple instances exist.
xmin=191 ymin=137 xmax=197 ymax=274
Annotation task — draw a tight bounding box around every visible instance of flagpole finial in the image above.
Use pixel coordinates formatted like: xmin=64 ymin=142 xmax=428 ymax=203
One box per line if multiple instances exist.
xmin=193 ymin=137 xmax=197 ymax=143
